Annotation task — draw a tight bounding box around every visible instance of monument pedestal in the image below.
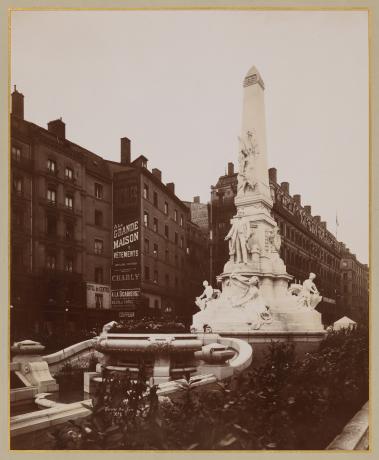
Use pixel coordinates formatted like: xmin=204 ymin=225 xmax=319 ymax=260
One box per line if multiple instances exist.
xmin=191 ymin=64 xmax=326 ymax=345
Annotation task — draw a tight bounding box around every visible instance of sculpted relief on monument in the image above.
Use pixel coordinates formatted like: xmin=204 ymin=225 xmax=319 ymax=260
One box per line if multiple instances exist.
xmin=237 ymin=130 xmax=260 ymax=197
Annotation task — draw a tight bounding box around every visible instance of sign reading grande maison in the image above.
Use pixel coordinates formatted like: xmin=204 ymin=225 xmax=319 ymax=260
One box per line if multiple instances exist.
xmin=113 ymin=220 xmax=139 ymax=259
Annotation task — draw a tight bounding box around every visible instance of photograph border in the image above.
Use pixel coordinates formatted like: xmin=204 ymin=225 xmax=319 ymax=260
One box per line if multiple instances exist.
xmin=1 ymin=1 xmax=376 ymax=459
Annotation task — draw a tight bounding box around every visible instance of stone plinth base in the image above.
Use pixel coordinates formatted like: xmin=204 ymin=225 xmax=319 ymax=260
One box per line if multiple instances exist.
xmin=196 ymin=363 xmax=234 ymax=380
xmin=219 ymin=330 xmax=326 ymax=364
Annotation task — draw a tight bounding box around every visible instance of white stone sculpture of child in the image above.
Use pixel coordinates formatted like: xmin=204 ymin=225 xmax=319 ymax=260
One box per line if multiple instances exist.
xmin=195 ymin=281 xmax=214 ymax=311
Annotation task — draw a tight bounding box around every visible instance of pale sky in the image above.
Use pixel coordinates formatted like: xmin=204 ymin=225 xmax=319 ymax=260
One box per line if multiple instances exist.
xmin=11 ymin=10 xmax=369 ymax=264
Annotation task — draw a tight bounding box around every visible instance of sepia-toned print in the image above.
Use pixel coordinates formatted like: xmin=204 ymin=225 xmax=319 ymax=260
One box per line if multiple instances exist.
xmin=9 ymin=8 xmax=369 ymax=452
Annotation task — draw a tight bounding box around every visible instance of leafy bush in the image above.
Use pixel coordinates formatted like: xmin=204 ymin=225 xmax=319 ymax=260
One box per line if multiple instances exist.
xmin=47 ymin=326 xmax=368 ymax=450
xmin=109 ymin=317 xmax=187 ymax=334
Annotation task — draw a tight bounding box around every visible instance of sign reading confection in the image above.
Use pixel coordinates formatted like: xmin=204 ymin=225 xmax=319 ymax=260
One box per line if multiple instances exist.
xmin=111 ymin=173 xmax=141 ymax=310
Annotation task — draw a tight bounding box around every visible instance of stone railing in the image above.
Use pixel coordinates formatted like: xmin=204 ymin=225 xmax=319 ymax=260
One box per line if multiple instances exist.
xmin=326 ymin=402 xmax=369 ymax=450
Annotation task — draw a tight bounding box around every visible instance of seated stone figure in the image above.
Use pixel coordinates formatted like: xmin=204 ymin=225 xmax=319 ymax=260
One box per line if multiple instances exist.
xmin=195 ymin=280 xmax=214 ymax=311
xmin=297 ymin=273 xmax=322 ymax=309
xmin=229 ymin=274 xmax=272 ymax=329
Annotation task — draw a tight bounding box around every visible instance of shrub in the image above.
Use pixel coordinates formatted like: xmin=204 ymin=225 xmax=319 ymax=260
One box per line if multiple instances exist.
xmin=47 ymin=326 xmax=368 ymax=450
xmin=108 ymin=317 xmax=187 ymax=334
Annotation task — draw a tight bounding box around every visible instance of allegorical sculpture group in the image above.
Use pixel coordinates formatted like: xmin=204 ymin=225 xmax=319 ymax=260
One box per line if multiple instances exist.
xmin=191 ymin=65 xmax=324 ymax=334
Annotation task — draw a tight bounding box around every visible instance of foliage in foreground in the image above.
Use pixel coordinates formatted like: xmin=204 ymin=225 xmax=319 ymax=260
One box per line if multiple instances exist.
xmin=46 ymin=326 xmax=368 ymax=450
xmin=108 ymin=317 xmax=187 ymax=334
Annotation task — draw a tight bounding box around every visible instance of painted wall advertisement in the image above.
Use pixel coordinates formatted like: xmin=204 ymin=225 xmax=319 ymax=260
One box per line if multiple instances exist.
xmin=111 ymin=175 xmax=141 ymax=311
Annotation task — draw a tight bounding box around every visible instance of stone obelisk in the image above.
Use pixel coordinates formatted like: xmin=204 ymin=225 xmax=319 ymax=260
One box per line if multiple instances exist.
xmin=192 ymin=65 xmax=325 ymax=337
xmin=221 ymin=65 xmax=291 ymax=306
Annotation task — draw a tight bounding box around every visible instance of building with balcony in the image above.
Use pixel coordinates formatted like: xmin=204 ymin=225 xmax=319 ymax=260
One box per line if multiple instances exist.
xmin=209 ymin=162 xmax=368 ymax=324
xmin=10 ymin=88 xmax=206 ymax=335
xmin=10 ymin=88 xmax=113 ymax=336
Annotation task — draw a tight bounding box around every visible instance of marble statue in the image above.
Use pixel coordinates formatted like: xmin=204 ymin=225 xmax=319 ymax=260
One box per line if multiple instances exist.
xmin=191 ymin=65 xmax=326 ymax=337
xmin=237 ymin=130 xmax=259 ymax=196
xmin=297 ymin=273 xmax=321 ymax=309
xmin=229 ymin=274 xmax=271 ymax=328
xmin=269 ymin=227 xmax=282 ymax=253
xmin=225 ymin=208 xmax=251 ymax=264
xmin=195 ymin=281 xmax=214 ymax=311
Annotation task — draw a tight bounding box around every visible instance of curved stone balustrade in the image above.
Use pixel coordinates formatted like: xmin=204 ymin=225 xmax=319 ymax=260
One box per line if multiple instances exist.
xmin=217 ymin=337 xmax=253 ymax=373
xmin=95 ymin=333 xmax=203 ymax=354
xmin=43 ymin=339 xmax=98 ymax=374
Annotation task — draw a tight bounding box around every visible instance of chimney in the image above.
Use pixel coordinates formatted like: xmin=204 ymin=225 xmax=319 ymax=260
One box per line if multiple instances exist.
xmin=281 ymin=182 xmax=289 ymax=194
xmin=152 ymin=168 xmax=162 ymax=181
xmin=268 ymin=168 xmax=277 ymax=183
xmin=304 ymin=205 xmax=311 ymax=214
xmin=293 ymin=194 xmax=301 ymax=206
xmin=193 ymin=196 xmax=200 ymax=203
xmin=167 ymin=182 xmax=175 ymax=194
xmin=314 ymin=215 xmax=321 ymax=223
xmin=321 ymin=221 xmax=327 ymax=229
xmin=48 ymin=118 xmax=66 ymax=139
xmin=121 ymin=137 xmax=131 ymax=164
xmin=227 ymin=162 xmax=234 ymax=176
xmin=11 ymin=86 xmax=24 ymax=119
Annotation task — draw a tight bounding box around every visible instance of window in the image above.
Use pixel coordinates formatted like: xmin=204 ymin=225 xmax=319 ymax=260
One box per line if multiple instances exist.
xmin=144 ymin=211 xmax=149 ymax=228
xmin=180 ymin=215 xmax=183 ymax=227
xmin=153 ymin=243 xmax=158 ymax=256
xmin=47 ymin=159 xmax=56 ymax=173
xmin=94 ymin=239 xmax=103 ymax=254
xmin=175 ymin=254 xmax=178 ymax=266
xmin=154 ymin=299 xmax=159 ymax=309
xmin=95 ymin=267 xmax=103 ymax=283
xmin=95 ymin=210 xmax=103 ymax=226
xmin=153 ymin=191 xmax=158 ymax=207
xmin=95 ymin=293 xmax=104 ymax=309
xmin=12 ymin=146 xmax=21 ymax=161
xmin=180 ymin=236 xmax=184 ymax=249
xmin=46 ymin=215 xmax=57 ymax=235
xmin=165 ymin=274 xmax=169 ymax=286
xmin=144 ymin=238 xmax=150 ymax=253
xmin=65 ymin=222 xmax=74 ymax=240
xmin=65 ymin=194 xmax=73 ymax=209
xmin=47 ymin=188 xmax=56 ymax=204
xmin=165 ymin=249 xmax=169 ymax=261
xmin=95 ymin=183 xmax=103 ymax=199
xmin=65 ymin=167 xmax=73 ymax=180
xmin=46 ymin=253 xmax=56 ymax=270
xmin=143 ymin=183 xmax=149 ymax=200
xmin=164 ymin=201 xmax=168 ymax=214
xmin=174 ymin=210 xmax=178 ymax=222
xmin=174 ymin=232 xmax=178 ymax=245
xmin=144 ymin=266 xmax=150 ymax=281
xmin=13 ymin=176 xmax=23 ymax=195
xmin=64 ymin=256 xmax=73 ymax=272
xmin=164 ymin=225 xmax=169 ymax=238
xmin=175 ymin=277 xmax=178 ymax=288
xmin=153 ymin=270 xmax=158 ymax=283
xmin=153 ymin=217 xmax=158 ymax=233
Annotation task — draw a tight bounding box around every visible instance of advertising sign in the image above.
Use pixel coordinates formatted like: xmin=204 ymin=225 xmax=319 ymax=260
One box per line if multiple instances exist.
xmin=111 ymin=174 xmax=141 ymax=310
